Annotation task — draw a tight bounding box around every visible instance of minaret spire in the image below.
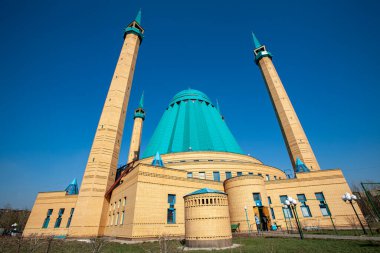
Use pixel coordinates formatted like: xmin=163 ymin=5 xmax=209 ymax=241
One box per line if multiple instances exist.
xmin=135 ymin=9 xmax=142 ymax=25
xmin=124 ymin=9 xmax=144 ymax=42
xmin=252 ymin=32 xmax=262 ymax=49
xmin=127 ymin=92 xmax=146 ymax=163
xmin=252 ymin=33 xmax=320 ymax=171
xmin=138 ymin=91 xmax=144 ymax=109
xmin=251 ymin=32 xmax=272 ymax=64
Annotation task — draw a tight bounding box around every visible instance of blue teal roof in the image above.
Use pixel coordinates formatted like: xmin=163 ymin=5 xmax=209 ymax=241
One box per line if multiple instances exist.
xmin=65 ymin=178 xmax=79 ymax=195
xmin=142 ymin=89 xmax=244 ymax=158
xmin=185 ymin=188 xmax=227 ymax=197
xmin=151 ymin=152 xmax=164 ymax=167
xmin=295 ymin=157 xmax=310 ymax=173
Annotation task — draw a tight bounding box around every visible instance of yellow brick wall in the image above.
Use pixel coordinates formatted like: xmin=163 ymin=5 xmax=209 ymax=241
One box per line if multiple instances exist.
xmin=105 ymin=164 xmax=224 ymax=239
xmin=24 ymin=155 xmax=363 ymax=239
xmin=265 ymin=169 xmax=364 ymax=229
xmin=139 ymin=151 xmax=286 ymax=182
xmin=23 ymin=192 xmax=77 ymax=237
xmin=103 ymin=168 xmax=139 ymax=238
xmin=184 ymin=193 xmax=232 ymax=241
xmin=224 ymin=175 xmax=268 ymax=232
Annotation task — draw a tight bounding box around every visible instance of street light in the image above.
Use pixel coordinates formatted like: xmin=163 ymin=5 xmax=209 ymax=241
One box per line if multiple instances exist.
xmin=244 ymin=206 xmax=251 ymax=235
xmin=284 ymin=197 xmax=304 ymax=239
xmin=342 ymin=192 xmax=367 ymax=235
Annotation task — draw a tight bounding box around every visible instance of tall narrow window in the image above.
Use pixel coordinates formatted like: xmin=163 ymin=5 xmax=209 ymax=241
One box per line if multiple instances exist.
xmin=213 ymin=171 xmax=220 ymax=182
xmin=42 ymin=209 xmax=53 ymax=228
xmin=54 ymin=208 xmax=65 ymax=228
xmin=268 ymin=196 xmax=272 ymax=205
xmin=123 ymin=197 xmax=127 ymax=206
xmin=237 ymin=172 xmax=243 ymax=176
xmin=270 ymin=208 xmax=276 ymax=220
xmin=199 ymin=172 xmax=206 ymax=179
xmin=66 ymin=208 xmax=74 ymax=228
xmin=187 ymin=172 xmax=193 ymax=178
xmin=315 ymin=192 xmax=330 ymax=216
xmin=253 ymin=193 xmax=262 ymax=206
xmin=225 ymin=171 xmax=232 ymax=179
xmin=115 ymin=212 xmax=119 ymax=225
xmin=297 ymin=194 xmax=312 ymax=217
xmin=118 ymin=199 xmax=121 ymax=208
xmin=266 ymin=174 xmax=270 ymax=181
xmin=167 ymin=194 xmax=176 ymax=224
xmin=274 ymin=176 xmax=277 ymax=180
xmin=121 ymin=211 xmax=125 ymax=225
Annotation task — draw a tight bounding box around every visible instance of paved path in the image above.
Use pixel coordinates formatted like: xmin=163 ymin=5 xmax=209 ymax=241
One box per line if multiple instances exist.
xmin=242 ymin=232 xmax=380 ymax=241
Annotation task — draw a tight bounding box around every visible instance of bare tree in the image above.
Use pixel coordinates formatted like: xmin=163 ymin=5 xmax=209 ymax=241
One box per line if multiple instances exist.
xmin=88 ymin=237 xmax=108 ymax=253
xmin=25 ymin=234 xmax=47 ymax=253
xmin=345 ymin=215 xmax=360 ymax=235
xmin=0 ymin=204 xmax=14 ymax=230
xmin=44 ymin=235 xmax=56 ymax=253
xmin=0 ymin=236 xmax=13 ymax=253
xmin=17 ymin=208 xmax=31 ymax=232
xmin=139 ymin=234 xmax=184 ymax=253
xmin=157 ymin=234 xmax=184 ymax=253
xmin=0 ymin=204 xmax=30 ymax=234
xmin=15 ymin=235 xmax=24 ymax=253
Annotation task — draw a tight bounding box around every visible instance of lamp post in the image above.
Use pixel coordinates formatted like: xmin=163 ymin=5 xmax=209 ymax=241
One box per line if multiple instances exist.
xmin=244 ymin=206 xmax=251 ymax=235
xmin=342 ymin=192 xmax=367 ymax=235
xmin=284 ymin=197 xmax=304 ymax=239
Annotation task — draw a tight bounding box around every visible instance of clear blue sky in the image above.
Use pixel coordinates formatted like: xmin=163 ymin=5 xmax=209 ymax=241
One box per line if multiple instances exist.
xmin=1 ymin=0 xmax=379 ymax=209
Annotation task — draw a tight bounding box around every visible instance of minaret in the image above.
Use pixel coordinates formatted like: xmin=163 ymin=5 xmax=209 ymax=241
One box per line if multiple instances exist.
xmin=252 ymin=33 xmax=320 ymax=171
xmin=68 ymin=10 xmax=144 ymax=237
xmin=127 ymin=92 xmax=145 ymax=163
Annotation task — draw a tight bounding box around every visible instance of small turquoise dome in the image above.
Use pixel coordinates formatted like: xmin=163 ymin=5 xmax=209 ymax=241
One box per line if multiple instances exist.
xmin=142 ymin=89 xmax=244 ymax=158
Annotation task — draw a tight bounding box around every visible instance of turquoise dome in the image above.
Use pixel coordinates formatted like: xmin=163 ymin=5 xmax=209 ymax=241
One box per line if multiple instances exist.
xmin=142 ymin=89 xmax=244 ymax=158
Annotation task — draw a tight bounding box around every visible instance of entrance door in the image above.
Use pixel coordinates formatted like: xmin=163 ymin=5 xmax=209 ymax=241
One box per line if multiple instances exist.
xmin=253 ymin=206 xmax=271 ymax=231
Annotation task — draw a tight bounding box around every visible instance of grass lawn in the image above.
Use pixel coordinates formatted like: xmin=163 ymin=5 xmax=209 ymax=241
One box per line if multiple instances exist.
xmin=0 ymin=236 xmax=379 ymax=253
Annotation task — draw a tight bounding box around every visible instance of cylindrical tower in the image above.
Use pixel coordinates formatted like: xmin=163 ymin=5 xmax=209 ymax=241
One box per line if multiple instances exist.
xmin=224 ymin=175 xmax=269 ymax=232
xmin=252 ymin=33 xmax=320 ymax=172
xmin=68 ymin=10 xmax=144 ymax=237
xmin=184 ymin=188 xmax=232 ymax=248
xmin=127 ymin=93 xmax=145 ymax=163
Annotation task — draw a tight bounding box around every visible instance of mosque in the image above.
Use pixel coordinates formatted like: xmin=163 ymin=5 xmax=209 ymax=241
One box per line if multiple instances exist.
xmin=23 ymin=11 xmax=363 ymax=247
